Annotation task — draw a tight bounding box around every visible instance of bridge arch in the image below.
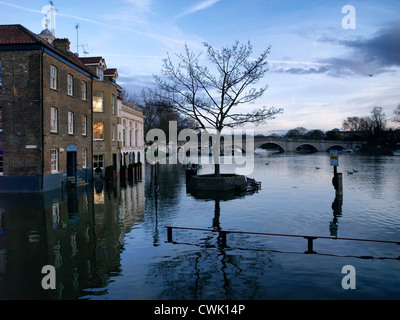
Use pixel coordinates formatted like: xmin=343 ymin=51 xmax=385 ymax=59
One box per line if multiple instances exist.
xmin=255 ymin=142 xmax=285 ymax=153
xmin=326 ymin=145 xmax=346 ymax=152
xmin=295 ymin=144 xmax=318 ymax=153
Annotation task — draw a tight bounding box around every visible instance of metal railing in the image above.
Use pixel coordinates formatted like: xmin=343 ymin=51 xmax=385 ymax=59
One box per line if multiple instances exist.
xmin=165 ymin=226 xmax=400 ymax=253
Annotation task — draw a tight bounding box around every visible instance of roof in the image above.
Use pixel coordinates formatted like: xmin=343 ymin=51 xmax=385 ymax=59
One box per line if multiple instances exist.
xmin=104 ymin=68 xmax=118 ymax=78
xmin=0 ymin=24 xmax=96 ymax=77
xmin=0 ymin=24 xmax=38 ymax=44
xmin=79 ymin=56 xmax=103 ymax=65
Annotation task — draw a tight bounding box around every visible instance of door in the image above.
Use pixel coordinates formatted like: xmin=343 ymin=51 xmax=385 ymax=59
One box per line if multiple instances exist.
xmin=67 ymin=151 xmax=77 ymax=177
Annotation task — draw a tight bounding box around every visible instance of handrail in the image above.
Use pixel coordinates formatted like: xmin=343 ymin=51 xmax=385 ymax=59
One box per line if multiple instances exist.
xmin=165 ymin=226 xmax=400 ymax=253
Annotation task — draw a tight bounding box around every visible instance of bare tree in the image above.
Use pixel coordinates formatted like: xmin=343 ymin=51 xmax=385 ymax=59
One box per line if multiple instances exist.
xmin=154 ymin=41 xmax=283 ymax=175
xmin=393 ymin=103 xmax=400 ymax=123
xmin=342 ymin=116 xmax=364 ymax=132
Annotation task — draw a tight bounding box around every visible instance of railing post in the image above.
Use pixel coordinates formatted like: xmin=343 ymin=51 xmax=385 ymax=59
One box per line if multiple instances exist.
xmin=167 ymin=227 xmax=173 ymax=243
xmin=304 ymin=236 xmax=317 ymax=254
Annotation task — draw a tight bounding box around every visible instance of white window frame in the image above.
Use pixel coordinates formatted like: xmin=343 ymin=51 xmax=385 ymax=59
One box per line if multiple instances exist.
xmin=117 ymin=100 xmax=122 ymax=117
xmin=96 ymin=68 xmax=103 ymax=81
xmin=67 ymin=74 xmax=73 ymax=96
xmin=93 ymin=122 xmax=104 ymax=141
xmin=93 ymin=154 xmax=104 ymax=169
xmin=68 ymin=111 xmax=74 ymax=135
xmin=50 ymin=107 xmax=58 ymax=133
xmin=81 ymin=80 xmax=87 ymax=101
xmin=50 ymin=65 xmax=57 ymax=90
xmin=111 ymin=94 xmax=115 ymax=114
xmin=51 ymin=149 xmax=58 ymax=173
xmin=93 ymin=91 xmax=104 ymax=112
xmin=82 ymin=149 xmax=87 ymax=168
xmin=112 ymin=123 xmax=116 ymax=141
xmin=81 ymin=115 xmax=87 ymax=136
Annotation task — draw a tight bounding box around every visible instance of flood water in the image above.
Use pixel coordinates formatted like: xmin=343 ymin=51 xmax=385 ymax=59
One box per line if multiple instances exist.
xmin=0 ymin=151 xmax=399 ymax=300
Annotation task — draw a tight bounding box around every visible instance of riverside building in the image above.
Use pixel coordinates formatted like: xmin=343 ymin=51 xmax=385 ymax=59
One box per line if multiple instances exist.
xmin=0 ymin=24 xmax=95 ymax=192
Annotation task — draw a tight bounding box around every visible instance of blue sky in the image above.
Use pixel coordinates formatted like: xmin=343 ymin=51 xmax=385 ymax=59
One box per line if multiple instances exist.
xmin=1 ymin=0 xmax=400 ymax=133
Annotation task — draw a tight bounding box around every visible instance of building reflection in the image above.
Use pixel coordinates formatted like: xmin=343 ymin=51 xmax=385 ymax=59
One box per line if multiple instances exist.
xmin=0 ymin=165 xmax=145 ymax=300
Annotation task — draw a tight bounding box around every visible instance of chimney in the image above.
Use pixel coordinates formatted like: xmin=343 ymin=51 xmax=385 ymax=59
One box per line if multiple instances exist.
xmin=53 ymin=38 xmax=70 ymax=52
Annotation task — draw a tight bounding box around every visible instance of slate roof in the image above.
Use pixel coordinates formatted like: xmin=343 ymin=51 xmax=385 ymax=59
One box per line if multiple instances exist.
xmin=0 ymin=24 xmax=96 ymax=77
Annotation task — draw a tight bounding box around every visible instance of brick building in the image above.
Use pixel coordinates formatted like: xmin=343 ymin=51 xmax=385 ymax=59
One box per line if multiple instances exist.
xmin=80 ymin=57 xmax=122 ymax=173
xmin=0 ymin=24 xmax=96 ymax=192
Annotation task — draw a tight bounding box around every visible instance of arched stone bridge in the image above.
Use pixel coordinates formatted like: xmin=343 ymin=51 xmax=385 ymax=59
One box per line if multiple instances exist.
xmin=250 ymin=137 xmax=362 ymax=153
xmin=176 ymin=136 xmax=362 ymax=153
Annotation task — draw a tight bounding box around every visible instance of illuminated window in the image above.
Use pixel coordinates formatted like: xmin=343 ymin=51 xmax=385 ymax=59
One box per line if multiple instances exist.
xmin=93 ymin=91 xmax=104 ymax=112
xmin=93 ymin=122 xmax=104 ymax=140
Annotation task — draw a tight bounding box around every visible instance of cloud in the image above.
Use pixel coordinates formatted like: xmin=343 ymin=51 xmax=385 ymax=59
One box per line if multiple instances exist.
xmin=177 ymin=0 xmax=221 ymax=18
xmin=275 ymin=20 xmax=400 ymax=77
xmin=336 ymin=20 xmax=400 ymax=67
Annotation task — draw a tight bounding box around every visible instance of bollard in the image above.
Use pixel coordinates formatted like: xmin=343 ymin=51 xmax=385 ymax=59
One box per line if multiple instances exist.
xmin=167 ymin=227 xmax=173 ymax=242
xmin=304 ymin=236 xmax=317 ymax=254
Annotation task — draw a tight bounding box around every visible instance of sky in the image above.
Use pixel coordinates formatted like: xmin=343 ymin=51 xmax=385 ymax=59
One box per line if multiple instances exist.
xmin=1 ymin=0 xmax=400 ymax=134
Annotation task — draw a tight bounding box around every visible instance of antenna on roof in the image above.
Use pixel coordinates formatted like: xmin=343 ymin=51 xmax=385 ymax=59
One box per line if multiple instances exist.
xmin=80 ymin=44 xmax=89 ymax=57
xmin=75 ymin=23 xmax=80 ymax=55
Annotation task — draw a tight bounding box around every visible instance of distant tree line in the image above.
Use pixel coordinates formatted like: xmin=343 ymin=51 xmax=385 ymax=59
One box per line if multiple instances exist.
xmin=256 ymin=105 xmax=400 ymax=154
xmin=339 ymin=105 xmax=400 ymax=154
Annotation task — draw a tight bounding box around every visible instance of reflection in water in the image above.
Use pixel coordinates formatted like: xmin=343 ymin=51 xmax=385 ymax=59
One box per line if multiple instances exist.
xmin=0 ymin=165 xmax=145 ymax=300
xmin=330 ymin=193 xmax=343 ymax=237
xmin=1 ymin=154 xmax=400 ymax=300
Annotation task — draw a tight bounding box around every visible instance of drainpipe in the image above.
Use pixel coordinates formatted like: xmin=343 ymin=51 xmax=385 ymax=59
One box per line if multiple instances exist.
xmin=40 ymin=50 xmax=44 ymax=191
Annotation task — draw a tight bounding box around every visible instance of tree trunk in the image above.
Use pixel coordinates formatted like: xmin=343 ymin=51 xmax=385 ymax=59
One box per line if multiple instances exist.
xmin=214 ymin=163 xmax=220 ymax=176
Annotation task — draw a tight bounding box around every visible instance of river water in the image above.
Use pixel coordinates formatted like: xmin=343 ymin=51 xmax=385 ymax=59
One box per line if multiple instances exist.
xmin=0 ymin=151 xmax=399 ymax=300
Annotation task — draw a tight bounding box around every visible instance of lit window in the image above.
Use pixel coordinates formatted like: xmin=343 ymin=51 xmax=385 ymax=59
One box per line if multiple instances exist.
xmin=93 ymin=154 xmax=104 ymax=169
xmin=50 ymin=107 xmax=57 ymax=132
xmin=93 ymin=122 xmax=104 ymax=140
xmin=81 ymin=115 xmax=87 ymax=136
xmin=82 ymin=149 xmax=87 ymax=168
xmin=50 ymin=65 xmax=57 ymax=90
xmin=67 ymin=74 xmax=73 ymax=96
xmin=68 ymin=111 xmax=74 ymax=134
xmin=51 ymin=149 xmax=58 ymax=173
xmin=81 ymin=81 xmax=87 ymax=101
xmin=93 ymin=91 xmax=104 ymax=112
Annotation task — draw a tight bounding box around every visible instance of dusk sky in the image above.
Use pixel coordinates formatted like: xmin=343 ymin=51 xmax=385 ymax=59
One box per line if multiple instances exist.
xmin=1 ymin=0 xmax=400 ymax=134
